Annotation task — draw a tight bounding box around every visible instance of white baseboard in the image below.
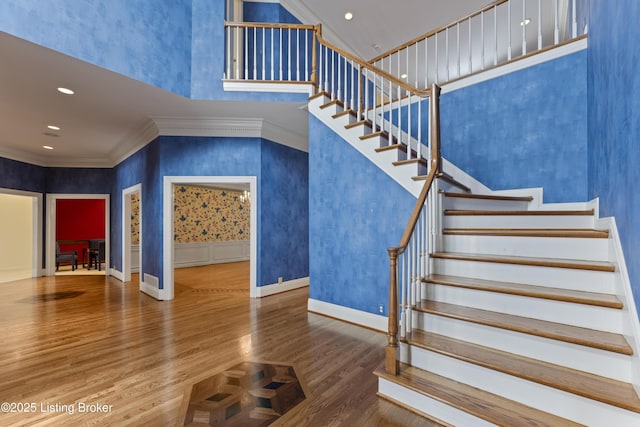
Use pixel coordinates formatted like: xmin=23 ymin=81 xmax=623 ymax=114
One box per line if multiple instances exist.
xmin=256 ymin=276 xmax=309 ymax=297
xmin=110 ymin=269 xmax=124 ymax=282
xmin=307 ymin=298 xmax=388 ymax=332
xmin=139 ymin=280 xmax=161 ymax=300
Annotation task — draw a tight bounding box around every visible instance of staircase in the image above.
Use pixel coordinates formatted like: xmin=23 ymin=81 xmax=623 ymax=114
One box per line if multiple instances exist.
xmin=308 ymin=88 xmax=640 ymax=426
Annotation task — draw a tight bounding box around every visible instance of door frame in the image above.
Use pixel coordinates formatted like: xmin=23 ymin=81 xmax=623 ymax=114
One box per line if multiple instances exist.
xmin=161 ymin=176 xmax=257 ymax=300
xmin=122 ymin=184 xmax=142 ymax=283
xmin=46 ymin=193 xmax=110 ymax=276
xmin=0 ymin=187 xmax=43 ymax=278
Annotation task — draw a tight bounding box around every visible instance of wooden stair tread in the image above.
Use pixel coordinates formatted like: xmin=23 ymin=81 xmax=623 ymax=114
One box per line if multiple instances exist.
xmin=375 ymin=365 xmax=584 ymax=427
xmin=332 ymin=109 xmax=357 ymax=119
xmin=445 ymin=208 xmax=595 ymax=216
xmin=414 ymin=300 xmax=632 ymax=355
xmin=431 ymin=251 xmax=615 ymax=272
xmin=393 ymin=158 xmax=427 ymax=167
xmin=344 ymin=119 xmax=371 ymax=130
xmin=308 ymin=90 xmax=330 ymax=101
xmin=359 ymin=130 xmax=387 ymax=141
xmin=441 ymin=191 xmax=533 ymax=202
xmin=319 ymin=98 xmax=344 ymax=109
xmin=443 ymin=227 xmax=610 ymax=238
xmin=423 ymin=274 xmax=622 ymax=308
xmin=375 ymin=143 xmax=407 ymax=154
xmin=407 ymin=330 xmax=640 ymax=413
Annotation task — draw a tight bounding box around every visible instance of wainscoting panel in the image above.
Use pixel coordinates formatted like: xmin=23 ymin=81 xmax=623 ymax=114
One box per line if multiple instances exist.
xmin=131 ymin=241 xmax=249 ymax=272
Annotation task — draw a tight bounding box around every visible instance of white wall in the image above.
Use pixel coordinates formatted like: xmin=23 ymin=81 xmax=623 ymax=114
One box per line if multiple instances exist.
xmin=0 ymin=193 xmax=32 ymax=270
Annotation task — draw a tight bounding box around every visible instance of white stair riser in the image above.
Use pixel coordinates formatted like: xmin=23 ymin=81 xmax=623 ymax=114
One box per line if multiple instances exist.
xmin=421 ymin=283 xmax=623 ymax=333
xmin=442 ymin=235 xmax=609 ymax=262
xmin=444 ymin=214 xmax=595 ymax=229
xmin=403 ymin=344 xmax=640 ymax=426
xmin=432 ymin=258 xmax=617 ymax=294
xmin=378 ymin=377 xmax=496 ymax=427
xmin=411 ymin=312 xmax=632 ymax=382
xmin=443 ymin=197 xmax=531 ymax=211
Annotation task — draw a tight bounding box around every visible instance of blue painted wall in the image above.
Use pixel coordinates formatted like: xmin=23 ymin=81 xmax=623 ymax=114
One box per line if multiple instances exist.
xmin=0 ymin=0 xmax=193 ymax=97
xmin=309 ymin=115 xmax=415 ymax=315
xmin=588 ymin=1 xmax=640 ymax=314
xmin=440 ymin=51 xmax=588 ymax=203
xmin=46 ymin=167 xmax=113 ymax=194
xmin=0 ymin=157 xmax=45 ymax=193
xmin=260 ymin=140 xmax=309 ymax=284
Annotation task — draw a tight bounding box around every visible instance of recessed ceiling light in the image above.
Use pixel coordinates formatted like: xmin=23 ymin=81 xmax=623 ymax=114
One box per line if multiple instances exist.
xmin=47 ymin=125 xmax=61 ymax=131
xmin=43 ymin=145 xmax=54 ymax=150
xmin=520 ymin=18 xmax=531 ymax=26
xmin=57 ymin=87 xmax=74 ymax=95
xmin=344 ymin=12 xmax=353 ymax=21
xmin=401 ymin=73 xmax=408 ymax=79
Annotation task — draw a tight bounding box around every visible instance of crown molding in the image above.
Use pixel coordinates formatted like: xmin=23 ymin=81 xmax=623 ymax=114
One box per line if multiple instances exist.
xmin=0 ymin=145 xmax=49 ymax=167
xmin=109 ymin=118 xmax=160 ymax=167
xmin=152 ymin=116 xmax=308 ymax=152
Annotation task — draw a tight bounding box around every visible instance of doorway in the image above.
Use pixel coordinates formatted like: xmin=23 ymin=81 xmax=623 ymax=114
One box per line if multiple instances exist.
xmin=46 ymin=194 xmax=110 ymax=276
xmin=122 ymin=184 xmax=142 ymax=283
xmin=161 ymin=176 xmax=257 ymax=300
xmin=0 ymin=188 xmax=42 ymax=282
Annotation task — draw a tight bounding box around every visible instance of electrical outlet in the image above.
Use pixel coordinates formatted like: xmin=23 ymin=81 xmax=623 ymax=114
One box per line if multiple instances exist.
xmin=278 ymin=276 xmax=283 ymax=284
xmin=379 ymin=304 xmax=384 ymax=314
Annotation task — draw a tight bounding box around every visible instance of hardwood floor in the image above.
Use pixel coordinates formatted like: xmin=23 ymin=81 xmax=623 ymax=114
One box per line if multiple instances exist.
xmin=0 ymin=264 xmax=437 ymax=426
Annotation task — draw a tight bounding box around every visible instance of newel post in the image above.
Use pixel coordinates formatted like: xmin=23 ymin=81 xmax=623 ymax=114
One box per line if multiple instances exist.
xmin=386 ymin=247 xmax=400 ymax=375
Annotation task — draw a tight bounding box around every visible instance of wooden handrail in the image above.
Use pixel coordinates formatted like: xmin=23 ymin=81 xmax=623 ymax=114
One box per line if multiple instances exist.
xmin=386 ymin=84 xmax=441 ymax=375
xmin=368 ymin=0 xmax=509 ymax=63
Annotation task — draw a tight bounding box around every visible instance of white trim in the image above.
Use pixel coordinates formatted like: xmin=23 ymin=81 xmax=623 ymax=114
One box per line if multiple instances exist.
xmin=110 ymin=269 xmax=124 ymax=281
xmin=109 ymin=119 xmax=159 ymax=167
xmin=307 ymin=298 xmax=388 ymax=332
xmin=442 ymin=38 xmax=588 ymax=95
xmin=140 ymin=279 xmax=162 ymax=300
xmin=223 ymin=81 xmax=314 ymax=95
xmin=0 ymin=188 xmax=43 ymax=278
xmin=173 ymin=241 xmax=250 ymax=268
xmin=122 ymin=184 xmax=142 ymax=284
xmin=45 ymin=193 xmax=110 ymax=276
xmin=163 ymin=176 xmax=258 ymax=300
xmin=256 ymin=277 xmax=309 ymax=297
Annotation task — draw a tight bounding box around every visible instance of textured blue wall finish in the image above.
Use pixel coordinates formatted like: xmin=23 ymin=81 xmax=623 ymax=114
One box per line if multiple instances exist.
xmin=441 ymin=51 xmax=588 ymax=203
xmin=588 ymin=1 xmax=640 ymax=316
xmin=309 ymin=115 xmax=415 ymax=315
xmin=0 ymin=157 xmax=45 ymax=193
xmin=0 ymin=0 xmax=193 ymax=96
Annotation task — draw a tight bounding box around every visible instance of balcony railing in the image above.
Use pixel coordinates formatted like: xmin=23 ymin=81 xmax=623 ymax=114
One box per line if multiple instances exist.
xmin=369 ymin=0 xmax=589 ymax=90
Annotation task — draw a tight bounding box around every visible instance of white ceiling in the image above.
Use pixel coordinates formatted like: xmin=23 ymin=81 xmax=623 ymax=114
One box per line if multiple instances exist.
xmin=0 ymin=0 xmax=489 ymax=168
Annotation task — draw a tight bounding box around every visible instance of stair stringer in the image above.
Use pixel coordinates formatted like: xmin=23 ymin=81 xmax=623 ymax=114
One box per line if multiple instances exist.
xmin=308 ymin=93 xmax=490 ymax=198
xmin=598 ymin=213 xmax=640 ymax=396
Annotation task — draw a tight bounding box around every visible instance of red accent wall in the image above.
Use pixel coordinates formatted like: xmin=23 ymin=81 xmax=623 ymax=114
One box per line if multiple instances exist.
xmin=56 ymin=199 xmax=105 ymax=256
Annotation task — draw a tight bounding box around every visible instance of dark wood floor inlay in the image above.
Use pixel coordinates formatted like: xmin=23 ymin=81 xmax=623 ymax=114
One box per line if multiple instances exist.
xmin=22 ymin=291 xmax=85 ymax=303
xmin=181 ymin=361 xmax=306 ymax=426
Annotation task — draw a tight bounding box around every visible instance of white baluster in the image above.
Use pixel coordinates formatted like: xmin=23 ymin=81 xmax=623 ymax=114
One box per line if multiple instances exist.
xmin=244 ymin=27 xmax=249 ymax=80
xmin=318 ymin=39 xmax=323 ymax=91
xmin=226 ymin=25 xmax=231 ymax=79
xmin=296 ymin=28 xmax=300 ymax=81
xmin=270 ymin=28 xmax=274 ymax=80
xmin=373 ymin=72 xmax=378 ymax=133
xmin=456 ymin=23 xmax=461 ymax=78
xmin=538 ymin=0 xmax=542 ymax=49
xmin=357 ymin=64 xmax=362 ymax=121
xmin=554 ymin=0 xmax=559 ymax=44
xmin=435 ymin=32 xmax=439 ymax=83
xmin=279 ymin=29 xmax=283 ymax=80
xmin=424 ymin=37 xmax=429 ymax=89
xmin=415 ymin=42 xmax=419 ymax=89
xmin=445 ymin=27 xmax=450 ymax=81
xmin=469 ymin=17 xmax=473 ymax=72
xmin=494 ymin=6 xmax=498 ymax=66
xmin=481 ymin=11 xmax=485 ymax=69
xmin=324 ymin=45 xmax=329 ymax=93
xmin=337 ymin=54 xmax=342 ymax=102
xmin=508 ymin=1 xmax=512 ymax=60
xmin=262 ymin=27 xmax=265 ymax=80
xmin=287 ymin=29 xmax=292 ymax=81
xmin=305 ymin=30 xmax=309 ymax=81
xmin=400 ymin=253 xmax=406 ymax=337
xmin=253 ymin=28 xmax=257 ymax=79
xmin=522 ymin=0 xmax=527 ymax=56
xmin=350 ymin=60 xmax=355 ymax=111
xmin=417 ymin=99 xmax=422 ymax=159
xmin=344 ymin=55 xmax=348 ymax=107
xmin=572 ymin=0 xmax=577 ymax=38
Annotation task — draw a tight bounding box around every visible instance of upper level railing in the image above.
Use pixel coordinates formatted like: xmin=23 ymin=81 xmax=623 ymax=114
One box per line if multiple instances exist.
xmin=369 ymin=0 xmax=589 ymax=89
